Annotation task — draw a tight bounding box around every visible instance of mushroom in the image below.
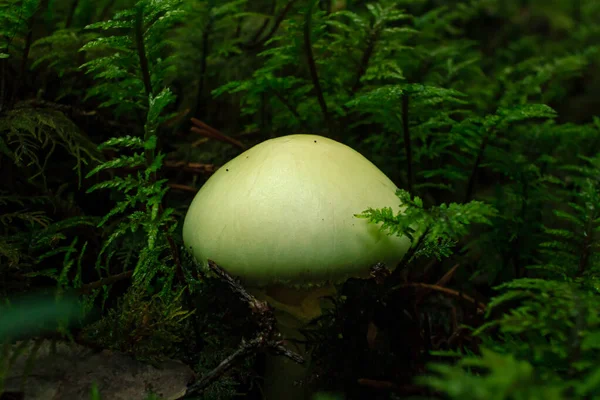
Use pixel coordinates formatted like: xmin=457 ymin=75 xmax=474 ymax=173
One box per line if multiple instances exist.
xmin=182 ymin=134 xmax=411 ymax=399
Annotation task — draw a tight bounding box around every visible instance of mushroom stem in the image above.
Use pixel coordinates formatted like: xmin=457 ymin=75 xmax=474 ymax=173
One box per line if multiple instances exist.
xmin=264 ymin=323 xmax=311 ymax=400
xmin=253 ymin=285 xmax=335 ymax=399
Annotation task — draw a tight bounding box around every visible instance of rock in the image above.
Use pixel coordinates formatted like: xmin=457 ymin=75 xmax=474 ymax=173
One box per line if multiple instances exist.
xmin=3 ymin=340 xmax=194 ymax=400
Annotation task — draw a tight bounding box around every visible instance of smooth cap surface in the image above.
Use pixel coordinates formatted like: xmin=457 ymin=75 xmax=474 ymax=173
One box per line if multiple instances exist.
xmin=182 ymin=134 xmax=410 ymax=287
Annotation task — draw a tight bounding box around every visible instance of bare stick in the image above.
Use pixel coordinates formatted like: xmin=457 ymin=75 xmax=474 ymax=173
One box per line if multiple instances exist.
xmin=185 ymin=261 xmax=304 ymax=396
xmin=190 ymin=118 xmax=246 ymax=150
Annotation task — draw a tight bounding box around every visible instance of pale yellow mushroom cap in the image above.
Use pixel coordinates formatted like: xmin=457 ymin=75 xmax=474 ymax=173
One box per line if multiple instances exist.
xmin=182 ymin=134 xmax=410 ymax=288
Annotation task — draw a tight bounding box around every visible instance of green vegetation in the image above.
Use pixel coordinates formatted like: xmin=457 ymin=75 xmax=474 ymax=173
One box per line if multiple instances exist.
xmin=1 ymin=0 xmax=599 ymax=398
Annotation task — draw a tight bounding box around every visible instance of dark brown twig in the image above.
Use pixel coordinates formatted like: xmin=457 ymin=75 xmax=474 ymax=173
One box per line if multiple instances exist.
xmin=78 ymin=270 xmax=133 ymax=294
xmin=393 ymin=282 xmax=486 ymax=313
xmin=206 ymin=260 xmax=271 ymax=319
xmin=169 ymin=182 xmax=198 ymax=193
xmin=434 ymin=263 xmax=461 ymax=288
xmin=168 ymin=183 xmax=198 ymax=193
xmin=164 ymin=160 xmax=216 ymax=175
xmin=186 ymin=261 xmax=304 ymax=396
xmin=190 ymin=118 xmax=246 ymax=150
xmin=187 ymin=337 xmax=267 ymax=393
xmin=415 ymin=263 xmax=460 ymax=305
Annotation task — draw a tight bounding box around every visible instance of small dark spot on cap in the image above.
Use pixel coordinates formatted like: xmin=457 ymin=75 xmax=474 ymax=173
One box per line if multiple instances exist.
xmin=314 ymin=140 xmax=317 ymax=143
xmin=226 ymin=169 xmax=229 ymax=171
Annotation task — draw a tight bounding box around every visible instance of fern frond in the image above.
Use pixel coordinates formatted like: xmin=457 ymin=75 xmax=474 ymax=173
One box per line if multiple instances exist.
xmin=358 ymin=189 xmax=496 ymax=261
xmin=474 ymin=278 xmax=600 ymax=389
xmin=532 ymin=155 xmax=600 ymax=279
xmin=418 ymin=348 xmax=564 ymax=399
xmin=0 ymin=0 xmax=39 ymax=58
xmin=0 ymin=211 xmax=51 ymax=228
xmin=79 ymin=0 xmax=184 ymax=115
xmin=0 ymin=105 xmax=102 ymax=186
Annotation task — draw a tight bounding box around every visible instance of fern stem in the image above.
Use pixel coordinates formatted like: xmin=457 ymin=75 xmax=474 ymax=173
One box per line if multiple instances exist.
xmin=0 ymin=59 xmax=6 ymax=113
xmin=65 ymin=0 xmax=80 ymax=28
xmin=248 ymin=0 xmax=277 ymax=44
xmin=194 ymin=13 xmax=213 ymax=118
xmin=512 ymin=180 xmax=527 ymax=279
xmin=464 ymin=130 xmax=492 ymax=203
xmin=566 ymin=292 xmax=585 ymax=374
xmin=269 ymin=88 xmax=309 ymax=130
xmin=11 ymin=0 xmax=48 ymax=108
xmin=99 ymin=0 xmax=116 ymax=22
xmin=244 ymin=0 xmax=298 ymax=49
xmin=339 ymin=19 xmax=382 ymax=138
xmin=573 ymin=0 xmax=582 ymax=22
xmin=304 ymin=0 xmax=331 ymax=134
xmin=135 ymin=2 xmax=196 ymax=339
xmin=402 ymin=94 xmax=413 ymax=193
xmin=134 ymin=4 xmax=152 ymax=99
xmin=389 ymin=225 xmax=431 ymax=284
xmin=577 ymin=214 xmax=594 ymax=277
xmin=134 ymin=3 xmax=155 ymax=174
xmin=350 ymin=23 xmax=380 ymax=95
xmin=18 ymin=20 xmax=33 ymax=85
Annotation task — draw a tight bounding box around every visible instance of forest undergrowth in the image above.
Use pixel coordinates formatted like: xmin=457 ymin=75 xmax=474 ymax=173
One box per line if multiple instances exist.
xmin=1 ymin=0 xmax=600 ymax=399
